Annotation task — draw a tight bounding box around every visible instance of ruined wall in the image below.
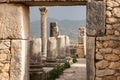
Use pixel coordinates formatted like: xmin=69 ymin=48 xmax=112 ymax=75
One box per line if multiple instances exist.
xmin=0 ymin=3 xmax=29 ymax=80
xmin=95 ymin=0 xmax=120 ymax=80
xmin=77 ymin=27 xmax=86 ymax=58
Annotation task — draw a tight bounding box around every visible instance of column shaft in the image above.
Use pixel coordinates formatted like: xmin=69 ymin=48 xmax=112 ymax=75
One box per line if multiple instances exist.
xmin=39 ymin=7 xmax=48 ymax=60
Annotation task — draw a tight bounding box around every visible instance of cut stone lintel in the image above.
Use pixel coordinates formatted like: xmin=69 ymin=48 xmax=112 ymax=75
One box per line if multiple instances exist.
xmin=0 ymin=1 xmax=87 ymax=6
xmin=10 ymin=40 xmax=29 ymax=80
xmin=86 ymin=1 xmax=106 ymax=37
xmin=0 ymin=3 xmax=29 ymax=39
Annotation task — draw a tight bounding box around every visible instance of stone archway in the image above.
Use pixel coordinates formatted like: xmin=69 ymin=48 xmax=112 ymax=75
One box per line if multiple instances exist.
xmin=0 ymin=0 xmax=120 ymax=80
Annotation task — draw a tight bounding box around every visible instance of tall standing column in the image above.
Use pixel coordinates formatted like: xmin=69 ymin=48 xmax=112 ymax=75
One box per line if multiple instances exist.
xmin=39 ymin=7 xmax=48 ymax=60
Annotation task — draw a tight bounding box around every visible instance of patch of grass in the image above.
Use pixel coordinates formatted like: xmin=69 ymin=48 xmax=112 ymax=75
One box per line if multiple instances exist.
xmin=47 ymin=62 xmax=71 ymax=80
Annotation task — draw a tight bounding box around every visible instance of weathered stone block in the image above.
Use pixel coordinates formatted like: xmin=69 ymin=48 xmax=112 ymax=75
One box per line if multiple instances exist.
xmin=107 ymin=1 xmax=119 ymax=7
xmin=57 ymin=35 xmax=66 ymax=59
xmin=65 ymin=36 xmax=70 ymax=57
xmin=112 ymin=49 xmax=120 ymax=54
xmin=106 ymin=10 xmax=112 ymax=18
xmin=29 ymin=38 xmax=41 ymax=64
xmin=0 ymin=72 xmax=9 ymax=80
xmin=106 ymin=29 xmax=114 ymax=35
xmin=109 ymin=62 xmax=120 ymax=70
xmin=87 ymin=1 xmax=105 ymax=36
xmin=0 ymin=4 xmax=29 ymax=39
xmin=106 ymin=18 xmax=118 ymax=24
xmin=104 ymin=54 xmax=119 ymax=61
xmin=10 ymin=40 xmax=29 ymax=80
xmin=99 ymin=48 xmax=112 ymax=54
xmin=96 ymin=77 xmax=102 ymax=80
xmin=0 ymin=40 xmax=10 ymax=50
xmin=47 ymin=37 xmax=57 ymax=61
xmin=2 ymin=63 xmax=10 ymax=72
xmin=96 ymin=69 xmax=115 ymax=77
xmin=96 ymin=53 xmax=103 ymax=60
xmin=50 ymin=22 xmax=59 ymax=37
xmin=117 ymin=76 xmax=120 ymax=80
xmin=96 ymin=41 xmax=102 ymax=49
xmin=112 ymin=8 xmax=120 ymax=17
xmin=96 ymin=60 xmax=109 ymax=70
xmin=103 ymin=41 xmax=120 ymax=48
xmin=86 ymin=37 xmax=95 ymax=80
xmin=0 ymin=53 xmax=8 ymax=61
xmin=103 ymin=76 xmax=116 ymax=80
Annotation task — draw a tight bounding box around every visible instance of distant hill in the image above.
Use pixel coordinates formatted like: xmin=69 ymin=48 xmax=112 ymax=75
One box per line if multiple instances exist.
xmin=30 ymin=17 xmax=86 ymax=42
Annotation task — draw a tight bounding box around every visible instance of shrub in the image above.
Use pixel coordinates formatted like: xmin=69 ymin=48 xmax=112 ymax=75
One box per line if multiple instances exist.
xmin=73 ymin=58 xmax=77 ymax=63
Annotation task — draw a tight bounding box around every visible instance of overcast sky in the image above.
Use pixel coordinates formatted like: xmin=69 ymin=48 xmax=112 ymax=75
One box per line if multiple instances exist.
xmin=30 ymin=6 xmax=86 ymax=22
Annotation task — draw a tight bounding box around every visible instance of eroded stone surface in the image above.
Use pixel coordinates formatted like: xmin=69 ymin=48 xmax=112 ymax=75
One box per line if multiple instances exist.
xmin=10 ymin=40 xmax=29 ymax=80
xmin=96 ymin=60 xmax=109 ymax=70
xmin=96 ymin=69 xmax=115 ymax=77
xmin=109 ymin=62 xmax=120 ymax=70
xmin=0 ymin=4 xmax=29 ymax=39
xmin=29 ymin=38 xmax=41 ymax=64
xmin=104 ymin=54 xmax=119 ymax=61
xmin=47 ymin=37 xmax=57 ymax=61
xmin=87 ymin=1 xmax=105 ymax=36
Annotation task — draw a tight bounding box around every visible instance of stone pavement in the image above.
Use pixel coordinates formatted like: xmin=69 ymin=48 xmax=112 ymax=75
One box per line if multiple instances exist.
xmin=56 ymin=58 xmax=86 ymax=80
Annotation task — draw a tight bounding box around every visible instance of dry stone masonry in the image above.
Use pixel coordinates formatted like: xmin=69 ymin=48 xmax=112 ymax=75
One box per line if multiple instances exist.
xmin=0 ymin=0 xmax=120 ymax=80
xmin=95 ymin=0 xmax=120 ymax=80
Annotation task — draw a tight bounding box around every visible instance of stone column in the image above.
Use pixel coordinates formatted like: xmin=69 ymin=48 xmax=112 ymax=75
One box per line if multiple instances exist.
xmin=29 ymin=38 xmax=42 ymax=65
xmin=39 ymin=7 xmax=48 ymax=60
xmin=65 ymin=36 xmax=71 ymax=57
xmin=0 ymin=3 xmax=29 ymax=80
xmin=77 ymin=27 xmax=85 ymax=58
xmin=47 ymin=37 xmax=57 ymax=61
xmin=57 ymin=35 xmax=66 ymax=63
xmin=46 ymin=37 xmax=58 ymax=66
xmin=29 ymin=38 xmax=44 ymax=80
xmin=50 ymin=22 xmax=59 ymax=37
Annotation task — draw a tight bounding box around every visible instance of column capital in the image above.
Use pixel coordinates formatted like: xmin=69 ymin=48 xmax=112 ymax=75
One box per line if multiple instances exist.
xmin=39 ymin=7 xmax=48 ymax=13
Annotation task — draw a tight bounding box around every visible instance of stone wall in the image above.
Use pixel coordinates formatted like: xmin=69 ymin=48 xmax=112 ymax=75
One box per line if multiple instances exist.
xmin=0 ymin=3 xmax=29 ymax=80
xmin=95 ymin=0 xmax=120 ymax=80
xmin=77 ymin=27 xmax=86 ymax=58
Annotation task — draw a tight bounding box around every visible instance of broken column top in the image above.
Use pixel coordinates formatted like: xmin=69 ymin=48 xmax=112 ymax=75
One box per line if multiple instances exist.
xmin=50 ymin=22 xmax=58 ymax=27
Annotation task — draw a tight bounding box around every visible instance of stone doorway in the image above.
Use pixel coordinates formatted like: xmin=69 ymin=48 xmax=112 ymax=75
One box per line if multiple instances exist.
xmin=0 ymin=1 xmax=114 ymax=80
xmin=30 ymin=6 xmax=87 ymax=80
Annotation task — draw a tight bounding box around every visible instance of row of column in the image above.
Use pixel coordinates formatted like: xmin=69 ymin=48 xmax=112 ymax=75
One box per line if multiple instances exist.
xmin=30 ymin=30 xmax=71 ymax=65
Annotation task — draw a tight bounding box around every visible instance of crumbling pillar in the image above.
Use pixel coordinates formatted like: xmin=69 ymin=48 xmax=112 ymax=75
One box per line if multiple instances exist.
xmin=50 ymin=22 xmax=59 ymax=37
xmin=39 ymin=7 xmax=48 ymax=60
xmin=57 ymin=35 xmax=66 ymax=62
xmin=65 ymin=36 xmax=71 ymax=57
xmin=29 ymin=38 xmax=44 ymax=80
xmin=29 ymin=38 xmax=42 ymax=65
xmin=47 ymin=37 xmax=57 ymax=61
xmin=77 ymin=27 xmax=85 ymax=58
xmin=46 ymin=37 xmax=58 ymax=66
xmin=0 ymin=3 xmax=29 ymax=80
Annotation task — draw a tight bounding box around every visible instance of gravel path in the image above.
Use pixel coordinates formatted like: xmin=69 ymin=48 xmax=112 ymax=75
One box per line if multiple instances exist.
xmin=56 ymin=58 xmax=86 ymax=80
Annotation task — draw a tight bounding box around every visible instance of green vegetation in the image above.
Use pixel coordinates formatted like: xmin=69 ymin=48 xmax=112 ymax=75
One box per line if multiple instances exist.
xmin=47 ymin=62 xmax=71 ymax=80
xmin=73 ymin=58 xmax=77 ymax=63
